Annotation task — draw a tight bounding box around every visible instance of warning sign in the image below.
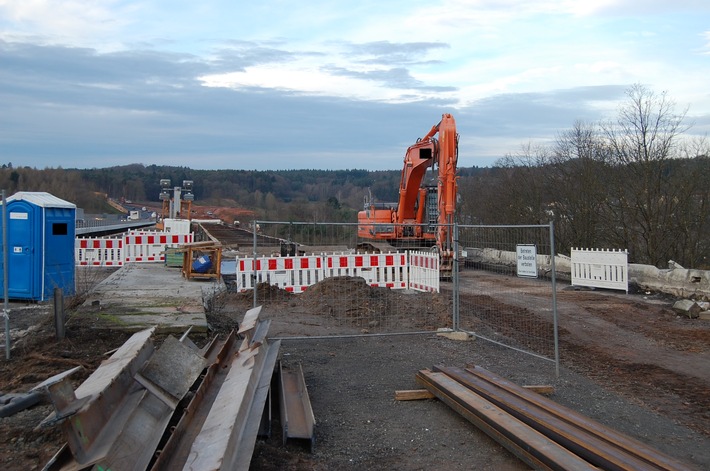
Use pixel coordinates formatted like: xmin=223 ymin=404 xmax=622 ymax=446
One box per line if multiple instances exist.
xmin=516 ymin=244 xmax=538 ymax=278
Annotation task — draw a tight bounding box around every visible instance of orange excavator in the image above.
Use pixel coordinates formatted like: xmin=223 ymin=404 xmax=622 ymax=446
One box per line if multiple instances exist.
xmin=357 ymin=113 xmax=458 ymax=277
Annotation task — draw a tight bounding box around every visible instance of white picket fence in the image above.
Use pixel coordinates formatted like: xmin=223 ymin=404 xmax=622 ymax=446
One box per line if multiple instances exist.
xmin=571 ymin=248 xmax=628 ymax=293
xmin=235 ymin=251 xmax=439 ymax=293
xmin=76 ymin=230 xmax=194 ymax=266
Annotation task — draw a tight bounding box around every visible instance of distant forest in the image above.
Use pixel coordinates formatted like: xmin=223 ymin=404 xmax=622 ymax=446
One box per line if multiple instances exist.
xmin=0 ymin=163 xmax=484 ymax=222
xmin=2 ymin=85 xmax=709 ymax=268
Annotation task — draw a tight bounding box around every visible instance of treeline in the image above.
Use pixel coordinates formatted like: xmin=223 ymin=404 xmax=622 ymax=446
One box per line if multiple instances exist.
xmin=459 ymin=84 xmax=710 ymax=269
xmin=0 ymin=163 xmax=432 ymax=223
xmin=0 ymin=161 xmax=486 ymax=226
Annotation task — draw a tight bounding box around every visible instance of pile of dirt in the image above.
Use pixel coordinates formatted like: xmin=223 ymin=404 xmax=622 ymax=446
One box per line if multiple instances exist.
xmin=297 ymin=276 xmax=451 ymax=329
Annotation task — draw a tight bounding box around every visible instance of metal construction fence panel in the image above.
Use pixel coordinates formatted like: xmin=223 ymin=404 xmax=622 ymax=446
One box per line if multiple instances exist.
xmin=230 ymin=220 xmax=558 ymax=375
xmin=455 ymin=223 xmax=558 ymax=368
xmin=571 ymin=248 xmax=628 ymax=293
xmin=234 ymin=221 xmax=450 ymax=336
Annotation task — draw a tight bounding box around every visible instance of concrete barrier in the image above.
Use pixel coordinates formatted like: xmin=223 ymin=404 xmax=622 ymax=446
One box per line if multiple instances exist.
xmin=628 ymin=264 xmax=710 ymax=299
xmin=466 ymin=248 xmax=710 ymax=300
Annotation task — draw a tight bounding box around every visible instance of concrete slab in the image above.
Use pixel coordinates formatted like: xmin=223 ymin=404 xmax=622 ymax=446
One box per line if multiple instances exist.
xmin=84 ymin=264 xmax=215 ymax=333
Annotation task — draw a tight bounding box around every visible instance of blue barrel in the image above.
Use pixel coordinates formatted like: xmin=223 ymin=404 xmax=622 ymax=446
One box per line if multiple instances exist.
xmin=192 ymin=255 xmax=212 ymax=273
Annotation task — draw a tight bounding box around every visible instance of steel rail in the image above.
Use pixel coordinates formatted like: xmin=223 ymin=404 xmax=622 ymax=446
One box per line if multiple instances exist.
xmin=437 ymin=366 xmax=661 ymax=471
xmin=424 ymin=365 xmax=699 ymax=471
xmin=459 ymin=365 xmax=699 ymax=471
xmin=149 ymin=331 xmax=240 ymax=470
xmin=416 ymin=369 xmax=598 ymax=471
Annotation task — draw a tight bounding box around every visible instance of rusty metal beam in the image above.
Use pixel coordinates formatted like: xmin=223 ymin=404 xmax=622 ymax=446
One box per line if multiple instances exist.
xmin=437 ymin=366 xmax=658 ymax=471
xmin=457 ymin=365 xmax=698 ymax=471
xmin=422 ymin=365 xmax=699 ymax=471
xmin=151 ymin=311 xmax=280 ymax=471
xmin=40 ymin=328 xmax=207 ymax=471
xmin=42 ymin=308 xmax=283 ymax=471
xmin=179 ymin=335 xmax=279 ymax=470
xmin=279 ymin=361 xmax=316 ymax=450
xmin=416 ymin=369 xmax=597 ymax=471
xmin=38 ymin=328 xmax=156 ymax=467
xmin=150 ymin=331 xmax=241 ymax=470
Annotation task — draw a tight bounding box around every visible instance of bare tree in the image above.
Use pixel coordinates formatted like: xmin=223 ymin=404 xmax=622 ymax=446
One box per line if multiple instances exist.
xmin=546 ymin=120 xmax=610 ymax=253
xmin=600 ymin=84 xmax=692 ymax=266
xmin=480 ymin=142 xmax=552 ymax=225
xmin=673 ymin=137 xmax=710 ymax=267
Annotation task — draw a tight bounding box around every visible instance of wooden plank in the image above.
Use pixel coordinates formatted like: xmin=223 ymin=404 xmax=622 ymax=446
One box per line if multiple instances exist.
xmin=394 ymin=389 xmax=436 ymax=401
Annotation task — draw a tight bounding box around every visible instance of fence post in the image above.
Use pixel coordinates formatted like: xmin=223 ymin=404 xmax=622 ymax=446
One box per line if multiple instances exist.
xmin=453 ymin=223 xmax=460 ymax=331
xmin=549 ymin=221 xmax=559 ymax=378
xmin=3 ymin=190 xmax=9 ymax=360
xmin=54 ymin=287 xmax=65 ymax=340
xmin=252 ymin=220 xmax=258 ymax=309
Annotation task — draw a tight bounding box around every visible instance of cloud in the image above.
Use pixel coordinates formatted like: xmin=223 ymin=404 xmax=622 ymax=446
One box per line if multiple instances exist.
xmin=1 ymin=37 xmax=704 ymax=171
xmin=346 ymin=41 xmax=449 ymax=64
xmin=1 ymin=2 xmax=710 ymax=170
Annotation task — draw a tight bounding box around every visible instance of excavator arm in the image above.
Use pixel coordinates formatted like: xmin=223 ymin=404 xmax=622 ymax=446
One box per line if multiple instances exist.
xmin=357 ymin=113 xmax=459 ymax=278
xmin=436 ymin=114 xmax=458 ymax=255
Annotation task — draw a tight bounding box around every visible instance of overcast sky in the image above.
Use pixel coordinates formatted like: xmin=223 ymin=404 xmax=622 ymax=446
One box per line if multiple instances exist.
xmin=1 ymin=1 xmax=709 ymax=171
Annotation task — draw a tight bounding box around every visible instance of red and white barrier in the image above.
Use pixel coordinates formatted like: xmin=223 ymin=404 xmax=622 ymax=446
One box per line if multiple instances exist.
xmin=324 ymin=253 xmax=408 ymax=289
xmin=76 ymin=230 xmax=194 ymax=267
xmin=124 ymin=231 xmax=193 ymax=263
xmin=76 ymin=237 xmax=124 ymax=266
xmin=235 ymin=251 xmax=439 ymax=293
xmin=237 ymin=255 xmax=323 ymax=293
xmin=408 ymin=251 xmax=440 ymax=293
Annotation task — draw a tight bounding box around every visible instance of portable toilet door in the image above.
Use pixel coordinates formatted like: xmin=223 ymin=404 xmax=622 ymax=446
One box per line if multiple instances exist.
xmin=0 ymin=191 xmax=77 ymax=301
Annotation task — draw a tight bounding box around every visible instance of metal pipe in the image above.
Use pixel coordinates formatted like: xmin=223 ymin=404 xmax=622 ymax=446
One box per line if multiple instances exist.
xmin=453 ymin=222 xmax=460 ymax=330
xmin=3 ymin=189 xmax=9 ymax=360
xmin=252 ymin=219 xmax=258 ymax=309
xmin=270 ymin=330 xmax=437 ymax=341
xmin=549 ymin=220 xmax=560 ymax=377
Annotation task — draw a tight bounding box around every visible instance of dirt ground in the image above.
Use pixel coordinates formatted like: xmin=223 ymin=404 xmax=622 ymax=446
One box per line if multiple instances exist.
xmin=1 ymin=271 xmax=709 ymax=470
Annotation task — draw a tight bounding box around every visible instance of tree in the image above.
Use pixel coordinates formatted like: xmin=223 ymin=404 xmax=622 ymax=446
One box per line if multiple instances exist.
xmin=491 ymin=143 xmax=551 ymax=225
xmin=672 ymin=140 xmax=710 ymax=268
xmin=548 ymin=120 xmax=610 ymax=252
xmin=601 ymin=83 xmax=692 ymax=266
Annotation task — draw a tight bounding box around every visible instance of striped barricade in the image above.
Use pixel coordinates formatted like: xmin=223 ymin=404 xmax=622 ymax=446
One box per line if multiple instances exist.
xmin=325 ymin=253 xmax=407 ymax=289
xmin=124 ymin=231 xmax=193 ymax=263
xmin=236 ymin=255 xmax=323 ymax=293
xmin=408 ymin=251 xmax=440 ymax=293
xmin=76 ymin=237 xmax=124 ymax=266
xmin=324 ymin=252 xmax=408 ymax=289
xmin=77 ymin=231 xmax=194 ymax=266
xmin=234 ymin=251 xmax=439 ymax=294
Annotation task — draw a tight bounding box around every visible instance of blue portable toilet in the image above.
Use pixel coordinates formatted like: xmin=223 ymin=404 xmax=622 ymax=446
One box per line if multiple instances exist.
xmin=0 ymin=191 xmax=77 ymax=301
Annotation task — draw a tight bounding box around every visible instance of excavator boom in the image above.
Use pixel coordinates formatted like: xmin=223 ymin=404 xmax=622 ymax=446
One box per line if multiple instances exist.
xmin=357 ymin=113 xmax=459 ymax=277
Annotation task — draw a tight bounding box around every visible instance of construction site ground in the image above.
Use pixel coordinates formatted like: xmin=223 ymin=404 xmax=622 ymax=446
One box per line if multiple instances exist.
xmin=1 ymin=269 xmax=709 ymax=470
